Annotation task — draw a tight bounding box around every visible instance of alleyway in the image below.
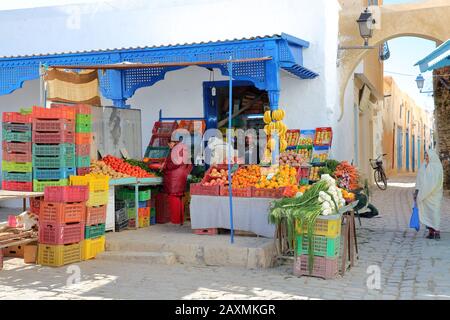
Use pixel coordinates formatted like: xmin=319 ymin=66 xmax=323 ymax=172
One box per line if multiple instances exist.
xmin=1 ymin=175 xmax=449 ymax=300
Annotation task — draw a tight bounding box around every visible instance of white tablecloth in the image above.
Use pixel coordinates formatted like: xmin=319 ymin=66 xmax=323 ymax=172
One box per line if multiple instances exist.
xmin=190 ymin=195 xmax=276 ymax=238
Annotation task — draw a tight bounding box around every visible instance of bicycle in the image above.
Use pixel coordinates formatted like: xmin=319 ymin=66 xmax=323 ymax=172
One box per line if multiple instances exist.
xmin=370 ymin=154 xmax=388 ymax=190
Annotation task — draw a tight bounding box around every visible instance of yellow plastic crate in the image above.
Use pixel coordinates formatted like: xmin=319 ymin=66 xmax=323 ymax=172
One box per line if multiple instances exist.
xmin=139 ymin=216 xmax=150 ymax=228
xmin=70 ymin=174 xmax=109 ymax=192
xmin=295 ymin=214 xmax=342 ymax=237
xmin=87 ymin=190 xmax=109 ymax=206
xmin=37 ymin=243 xmax=82 ymax=267
xmin=81 ymin=236 xmax=105 ymax=260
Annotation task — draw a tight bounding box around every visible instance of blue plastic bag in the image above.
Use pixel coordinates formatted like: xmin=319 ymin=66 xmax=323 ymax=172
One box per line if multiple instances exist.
xmin=409 ymin=202 xmax=420 ymax=231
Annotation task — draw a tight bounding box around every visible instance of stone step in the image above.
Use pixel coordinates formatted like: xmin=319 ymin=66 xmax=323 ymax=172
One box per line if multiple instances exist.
xmin=96 ymin=251 xmax=177 ymax=265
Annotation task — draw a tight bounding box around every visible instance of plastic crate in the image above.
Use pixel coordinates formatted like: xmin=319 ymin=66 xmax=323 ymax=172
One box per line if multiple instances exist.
xmin=29 ymin=197 xmax=42 ymax=215
xmin=138 ymin=201 xmax=148 ymax=208
xmin=193 ymin=228 xmax=218 ymax=235
xmin=2 ymin=112 xmax=32 ymax=124
xmin=115 ymin=208 xmax=128 ymax=224
xmin=2 ymin=181 xmax=33 ymax=191
xmin=32 ymin=131 xmax=75 ymax=144
xmin=77 ymin=167 xmax=90 ymax=176
xmin=152 ymin=121 xmax=178 ymax=135
xmin=144 ymin=146 xmax=170 ymax=159
xmin=33 ymin=106 xmax=75 ymax=120
xmin=115 ymin=219 xmax=129 ymax=232
xmin=75 ymin=122 xmax=92 ymax=133
xmin=33 ymin=167 xmax=76 ymax=180
xmin=44 ymin=185 xmax=89 ymax=202
xmin=296 ymin=214 xmax=342 ymax=238
xmin=69 ymin=174 xmax=109 ymax=192
xmin=37 ymin=243 xmax=82 ymax=267
xmin=84 ymin=224 xmax=105 ymax=239
xmin=138 ymin=207 xmax=150 ymax=217
xmin=127 ymin=207 xmax=136 ymax=219
xmin=251 ymin=187 xmax=285 ymax=199
xmin=149 ymin=135 xmax=170 ymax=147
xmin=85 ymin=205 xmax=107 ymax=226
xmin=116 ymin=187 xmax=151 ymax=202
xmin=87 ymin=190 xmax=109 ymax=207
xmin=139 ymin=215 xmax=150 ymax=228
xmin=189 ymin=183 xmax=221 ymax=196
xmin=2 ymin=129 xmax=32 ymax=142
xmin=76 ymin=114 xmax=92 ymax=124
xmin=75 ymin=156 xmax=91 ymax=167
xmin=38 ymin=221 xmax=85 ymax=245
xmin=2 ymin=123 xmax=32 ymax=132
xmin=2 ymin=141 xmax=32 ymax=154
xmin=293 ymin=255 xmax=339 ymax=279
xmin=220 ymin=185 xmax=252 ymax=197
xmin=40 ymin=201 xmax=86 ymax=224
xmin=2 ymin=161 xmax=32 ymax=172
xmin=32 ymin=118 xmax=75 ymax=132
xmin=75 ymin=133 xmax=92 ymax=145
xmin=32 ymin=154 xmax=75 ymax=168
xmin=75 ymin=144 xmax=90 ymax=156
xmin=33 ymin=179 xmax=69 ymax=192
xmin=2 ymin=171 xmax=32 ymax=182
xmin=314 ymin=127 xmax=333 ymax=147
xmin=296 ymin=235 xmax=340 ymax=258
xmin=32 ymin=143 xmax=75 ymax=157
xmin=150 ymin=216 xmax=156 ymax=225
xmin=81 ymin=236 xmax=105 ymax=260
xmin=51 ymin=103 xmax=92 ymax=115
xmin=2 ymin=151 xmax=32 ymax=162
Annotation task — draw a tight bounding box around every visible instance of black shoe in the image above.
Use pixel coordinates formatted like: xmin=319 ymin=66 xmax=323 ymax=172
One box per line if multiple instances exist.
xmin=426 ymin=233 xmax=435 ymax=239
xmin=435 ymin=233 xmax=441 ymax=240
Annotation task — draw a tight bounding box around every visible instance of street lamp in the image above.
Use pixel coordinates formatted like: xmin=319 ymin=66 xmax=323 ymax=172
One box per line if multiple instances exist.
xmin=357 ymin=8 xmax=376 ymax=47
xmin=415 ymin=74 xmax=433 ymax=94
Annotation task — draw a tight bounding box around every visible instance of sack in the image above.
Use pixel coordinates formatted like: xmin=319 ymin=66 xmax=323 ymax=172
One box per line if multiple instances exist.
xmin=409 ymin=202 xmax=420 ymax=231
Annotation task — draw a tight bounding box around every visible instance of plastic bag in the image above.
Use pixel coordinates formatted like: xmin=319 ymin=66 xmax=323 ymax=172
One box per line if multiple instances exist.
xmin=409 ymin=202 xmax=420 ymax=231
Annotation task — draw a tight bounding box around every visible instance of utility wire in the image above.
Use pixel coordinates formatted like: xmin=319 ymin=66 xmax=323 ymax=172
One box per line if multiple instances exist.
xmin=385 ymin=70 xmax=450 ymax=77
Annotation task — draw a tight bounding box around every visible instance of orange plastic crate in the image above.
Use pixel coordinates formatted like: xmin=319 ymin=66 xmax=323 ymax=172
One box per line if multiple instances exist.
xmin=33 ymin=106 xmax=75 ymax=120
xmin=40 ymin=201 xmax=86 ymax=224
xmin=85 ymin=205 xmax=107 ymax=226
xmin=75 ymin=133 xmax=92 ymax=144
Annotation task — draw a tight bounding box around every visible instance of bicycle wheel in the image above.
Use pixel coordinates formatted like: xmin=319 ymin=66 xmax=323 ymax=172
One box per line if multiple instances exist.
xmin=374 ymin=169 xmax=387 ymax=190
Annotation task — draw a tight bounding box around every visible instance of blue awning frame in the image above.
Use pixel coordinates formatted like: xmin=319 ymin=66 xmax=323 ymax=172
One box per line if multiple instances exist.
xmin=0 ymin=33 xmax=318 ymax=109
xmin=415 ymin=39 xmax=450 ymax=73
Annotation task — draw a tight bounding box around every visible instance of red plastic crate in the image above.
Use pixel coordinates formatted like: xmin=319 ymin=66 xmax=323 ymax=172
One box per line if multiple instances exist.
xmin=40 ymin=201 xmax=86 ymax=224
xmin=29 ymin=197 xmax=43 ymax=215
xmin=251 ymin=187 xmax=286 ymax=199
xmin=38 ymin=221 xmax=85 ymax=245
xmin=32 ymin=131 xmax=75 ymax=144
xmin=32 ymin=118 xmax=75 ymax=132
xmin=76 ymin=167 xmax=90 ymax=176
xmin=44 ymin=185 xmax=89 ymax=202
xmin=193 ymin=228 xmax=218 ymax=235
xmin=152 ymin=121 xmax=178 ymax=135
xmin=293 ymin=255 xmax=339 ymax=279
xmin=156 ymin=193 xmax=171 ymax=224
xmin=2 ymin=151 xmax=32 ymax=162
xmin=75 ymin=144 xmax=90 ymax=156
xmin=2 ymin=112 xmax=32 ymax=124
xmin=75 ymin=133 xmax=92 ymax=145
xmin=2 ymin=141 xmax=32 ymax=154
xmin=220 ymin=185 xmax=252 ymax=197
xmin=86 ymin=205 xmax=107 ymax=226
xmin=51 ymin=103 xmax=92 ymax=115
xmin=189 ymin=183 xmax=221 ymax=196
xmin=33 ymin=106 xmax=75 ymax=120
xmin=314 ymin=127 xmax=333 ymax=146
xmin=2 ymin=181 xmax=33 ymax=192
xmin=149 ymin=135 xmax=170 ymax=147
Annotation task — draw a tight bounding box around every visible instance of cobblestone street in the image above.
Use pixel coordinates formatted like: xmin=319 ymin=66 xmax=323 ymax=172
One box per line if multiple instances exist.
xmin=1 ymin=174 xmax=449 ymax=300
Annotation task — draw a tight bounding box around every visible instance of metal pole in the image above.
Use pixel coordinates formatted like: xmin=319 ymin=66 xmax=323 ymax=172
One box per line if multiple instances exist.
xmin=39 ymin=63 xmax=45 ymax=107
xmin=227 ymin=58 xmax=234 ymax=244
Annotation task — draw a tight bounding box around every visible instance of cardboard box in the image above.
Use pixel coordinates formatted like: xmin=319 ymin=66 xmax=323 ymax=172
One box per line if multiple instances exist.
xmin=24 ymin=243 xmax=38 ymax=264
xmin=2 ymin=245 xmax=25 ymax=258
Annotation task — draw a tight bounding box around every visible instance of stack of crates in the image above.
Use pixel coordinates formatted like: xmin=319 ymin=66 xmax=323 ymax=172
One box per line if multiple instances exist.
xmin=2 ymin=112 xmax=33 ymax=191
xmin=293 ymin=214 xmax=342 ymax=279
xmin=37 ymin=185 xmax=88 ymax=267
xmin=149 ymin=189 xmax=157 ymax=225
xmin=31 ymin=106 xmax=76 ymax=192
xmin=116 ymin=186 xmax=151 ymax=228
xmin=69 ymin=174 xmax=108 ymax=260
xmin=114 ymin=199 xmax=129 ymax=232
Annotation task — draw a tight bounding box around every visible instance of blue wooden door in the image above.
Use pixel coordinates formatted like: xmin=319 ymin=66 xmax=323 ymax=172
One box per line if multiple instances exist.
xmin=406 ymin=129 xmax=410 ymax=171
xmin=412 ymin=134 xmax=415 ymax=172
xmin=397 ymin=127 xmax=403 ymax=170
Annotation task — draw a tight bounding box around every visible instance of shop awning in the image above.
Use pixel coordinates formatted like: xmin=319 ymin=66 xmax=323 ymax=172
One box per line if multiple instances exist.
xmin=415 ymin=39 xmax=450 ymax=72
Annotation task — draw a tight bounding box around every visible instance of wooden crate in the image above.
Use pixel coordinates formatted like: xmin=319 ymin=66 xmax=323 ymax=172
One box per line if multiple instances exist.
xmin=24 ymin=243 xmax=38 ymax=264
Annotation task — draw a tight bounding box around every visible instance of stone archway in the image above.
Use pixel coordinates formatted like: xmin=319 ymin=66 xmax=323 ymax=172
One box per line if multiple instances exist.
xmin=338 ymin=0 xmax=450 ymax=121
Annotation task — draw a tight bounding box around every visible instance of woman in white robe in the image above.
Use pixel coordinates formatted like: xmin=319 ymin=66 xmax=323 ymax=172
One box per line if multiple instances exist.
xmin=414 ymin=150 xmax=444 ymax=239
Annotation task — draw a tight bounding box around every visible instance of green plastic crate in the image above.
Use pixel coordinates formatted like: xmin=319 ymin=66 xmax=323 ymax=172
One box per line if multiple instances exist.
xmin=33 ymin=143 xmax=75 ymax=157
xmin=150 ymin=207 xmax=156 ymax=218
xmin=76 ymin=114 xmax=92 ymax=125
xmin=2 ymin=171 xmax=33 ymax=182
xmin=2 ymin=161 xmax=32 ymax=172
xmin=33 ymin=179 xmax=69 ymax=192
xmin=85 ymin=224 xmax=106 ymax=239
xmin=75 ymin=156 xmax=91 ymax=167
xmin=33 ymin=154 xmax=75 ymax=168
xmin=2 ymin=129 xmax=32 ymax=142
xmin=127 ymin=208 xmax=136 ymax=219
xmin=75 ymin=122 xmax=92 ymax=133
xmin=116 ymin=187 xmax=151 ymax=202
xmin=296 ymin=235 xmax=340 ymax=258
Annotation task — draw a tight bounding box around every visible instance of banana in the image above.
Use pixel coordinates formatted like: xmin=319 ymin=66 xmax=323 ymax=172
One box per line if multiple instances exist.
xmin=280 ymin=139 xmax=287 ymax=151
xmin=263 ymin=111 xmax=272 ymax=124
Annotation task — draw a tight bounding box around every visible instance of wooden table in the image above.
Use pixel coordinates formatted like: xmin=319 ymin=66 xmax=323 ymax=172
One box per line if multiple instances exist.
xmin=340 ymin=202 xmax=359 ymax=276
